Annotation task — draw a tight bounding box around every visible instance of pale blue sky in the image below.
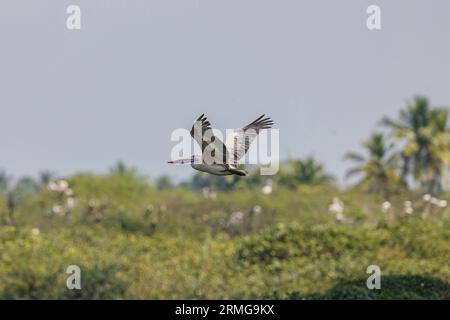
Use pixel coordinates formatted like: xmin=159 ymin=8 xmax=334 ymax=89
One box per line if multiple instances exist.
xmin=1 ymin=0 xmax=450 ymax=183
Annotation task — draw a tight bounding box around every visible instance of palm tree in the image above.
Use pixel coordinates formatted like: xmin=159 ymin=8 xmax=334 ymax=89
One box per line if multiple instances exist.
xmin=380 ymin=96 xmax=450 ymax=193
xmin=279 ymin=157 xmax=334 ymax=189
xmin=344 ymin=133 xmax=399 ymax=195
xmin=418 ymin=108 xmax=450 ymax=193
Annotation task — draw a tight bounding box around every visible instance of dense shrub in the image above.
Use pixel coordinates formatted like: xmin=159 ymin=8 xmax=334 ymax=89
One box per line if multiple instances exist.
xmin=0 ymin=174 xmax=449 ymax=299
xmin=235 ymin=223 xmax=390 ymax=264
xmin=269 ymin=276 xmax=450 ymax=300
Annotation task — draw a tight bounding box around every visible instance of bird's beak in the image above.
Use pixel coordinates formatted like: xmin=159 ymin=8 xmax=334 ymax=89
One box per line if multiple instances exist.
xmin=167 ymin=158 xmax=192 ymax=165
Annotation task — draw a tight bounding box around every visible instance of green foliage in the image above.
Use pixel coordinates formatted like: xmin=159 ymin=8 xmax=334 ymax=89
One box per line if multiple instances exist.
xmin=381 ymin=96 xmax=450 ymax=193
xmin=155 ymin=175 xmax=174 ymax=190
xmin=184 ymin=171 xmax=241 ymax=192
xmin=268 ymin=276 xmax=450 ymax=299
xmin=64 ymin=265 xmax=129 ymax=299
xmin=278 ymin=157 xmax=335 ymax=189
xmin=235 ymin=223 xmax=389 ymax=264
xmin=0 ymin=171 xmax=449 ymax=299
xmin=344 ymin=133 xmax=399 ymax=196
xmin=0 ymin=226 xmax=128 ymax=299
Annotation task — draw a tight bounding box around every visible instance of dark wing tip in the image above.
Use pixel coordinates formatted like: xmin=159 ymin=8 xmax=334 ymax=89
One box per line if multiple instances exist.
xmin=254 ymin=114 xmax=265 ymax=123
xmin=256 ymin=116 xmax=274 ymax=127
xmin=242 ymin=115 xmax=274 ymax=132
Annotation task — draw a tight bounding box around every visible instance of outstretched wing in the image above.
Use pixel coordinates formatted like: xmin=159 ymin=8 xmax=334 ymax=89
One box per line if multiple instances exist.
xmin=190 ymin=114 xmax=227 ymax=164
xmin=225 ymin=114 xmax=274 ymax=167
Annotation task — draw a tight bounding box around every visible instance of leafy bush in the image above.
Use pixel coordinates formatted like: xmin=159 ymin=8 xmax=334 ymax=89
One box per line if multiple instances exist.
xmin=235 ymin=223 xmax=389 ymax=264
xmin=269 ymin=276 xmax=450 ymax=300
xmin=0 ymin=172 xmax=449 ymax=299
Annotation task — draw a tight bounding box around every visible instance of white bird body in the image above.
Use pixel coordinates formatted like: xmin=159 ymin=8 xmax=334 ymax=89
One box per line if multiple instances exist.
xmin=169 ymin=114 xmax=274 ymax=176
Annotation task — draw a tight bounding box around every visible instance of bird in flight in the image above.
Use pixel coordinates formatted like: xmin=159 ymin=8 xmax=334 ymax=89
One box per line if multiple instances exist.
xmin=168 ymin=114 xmax=274 ymax=176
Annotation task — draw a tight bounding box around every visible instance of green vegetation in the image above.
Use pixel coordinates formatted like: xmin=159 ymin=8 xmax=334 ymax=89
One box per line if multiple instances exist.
xmin=380 ymin=96 xmax=450 ymax=193
xmin=0 ymin=173 xmax=449 ymax=299
xmin=344 ymin=133 xmax=399 ymax=196
xmin=278 ymin=157 xmax=335 ymax=189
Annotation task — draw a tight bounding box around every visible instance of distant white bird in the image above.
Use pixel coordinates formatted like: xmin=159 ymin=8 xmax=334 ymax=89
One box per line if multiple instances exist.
xmin=168 ymin=114 xmax=274 ymax=176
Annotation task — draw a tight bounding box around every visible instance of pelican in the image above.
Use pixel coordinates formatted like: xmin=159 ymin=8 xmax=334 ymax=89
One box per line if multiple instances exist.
xmin=168 ymin=114 xmax=274 ymax=176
